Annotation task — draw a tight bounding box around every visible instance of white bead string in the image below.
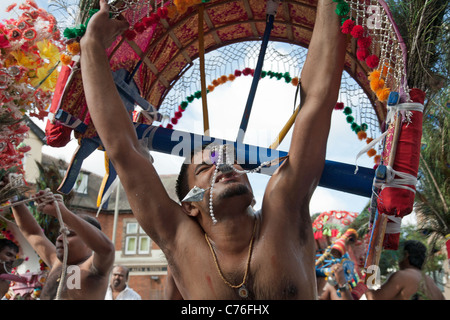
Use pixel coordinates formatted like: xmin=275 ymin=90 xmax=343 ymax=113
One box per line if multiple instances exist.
xmin=207 ymin=145 xmax=285 ymax=225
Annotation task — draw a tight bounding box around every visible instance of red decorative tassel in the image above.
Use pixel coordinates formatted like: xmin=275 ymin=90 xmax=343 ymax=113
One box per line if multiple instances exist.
xmin=341 ymin=19 xmax=354 ymax=34
xmin=123 ymin=29 xmax=137 ymax=41
xmin=350 ymin=25 xmax=364 ymax=38
xmin=357 ymin=36 xmax=372 ymax=49
xmin=366 ymin=54 xmax=379 ymax=68
xmin=334 ymin=102 xmax=344 ymax=110
xmin=357 ymin=48 xmax=369 ymax=61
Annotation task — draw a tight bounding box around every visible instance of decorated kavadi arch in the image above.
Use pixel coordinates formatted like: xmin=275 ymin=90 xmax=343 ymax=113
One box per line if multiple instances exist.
xmin=46 ymin=0 xmax=424 ymax=266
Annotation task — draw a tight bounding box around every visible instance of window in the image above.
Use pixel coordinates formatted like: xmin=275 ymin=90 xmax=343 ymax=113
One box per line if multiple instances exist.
xmin=124 ymin=221 xmax=151 ymax=255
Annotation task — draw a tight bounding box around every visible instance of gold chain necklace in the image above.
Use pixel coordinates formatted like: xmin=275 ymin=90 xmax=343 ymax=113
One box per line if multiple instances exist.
xmin=204 ymin=218 xmax=257 ymax=298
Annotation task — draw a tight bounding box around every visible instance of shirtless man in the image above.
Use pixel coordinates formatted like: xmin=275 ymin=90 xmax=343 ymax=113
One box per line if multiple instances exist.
xmin=80 ymin=0 xmax=347 ymax=299
xmin=365 ymin=240 xmax=445 ymax=300
xmin=12 ymin=191 xmax=114 ymax=299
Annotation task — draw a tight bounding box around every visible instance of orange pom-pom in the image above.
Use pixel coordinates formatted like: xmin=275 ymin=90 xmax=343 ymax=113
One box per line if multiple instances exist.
xmin=220 ymin=75 xmax=228 ymax=83
xmin=212 ymin=79 xmax=220 ymax=86
xmin=167 ymin=5 xmax=178 ymax=19
xmin=366 ymin=137 xmax=374 ymax=144
xmin=376 ymin=87 xmax=390 ymax=102
xmin=367 ymin=148 xmax=377 ymax=157
xmin=228 ymin=74 xmax=236 ymax=81
xmin=60 ymin=53 xmax=72 ymax=65
xmin=291 ymin=77 xmax=299 ymax=87
xmin=374 ymin=155 xmax=381 ymax=164
xmin=207 ymin=85 xmax=215 ymax=92
xmin=370 ymin=78 xmax=385 ymax=91
xmin=368 ymin=70 xmax=381 ymax=81
xmin=357 ymin=130 xmax=367 ymax=140
xmin=66 ymin=42 xmax=80 ymax=55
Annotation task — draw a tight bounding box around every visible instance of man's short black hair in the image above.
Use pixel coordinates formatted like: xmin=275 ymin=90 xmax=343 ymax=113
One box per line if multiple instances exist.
xmin=404 ymin=240 xmax=427 ymax=270
xmin=0 ymin=239 xmax=19 ymax=254
xmin=175 ymin=143 xmax=213 ymax=202
xmin=78 ymin=213 xmax=102 ymax=231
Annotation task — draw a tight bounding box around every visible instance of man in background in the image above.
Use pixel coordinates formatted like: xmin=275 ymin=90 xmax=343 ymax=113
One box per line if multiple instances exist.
xmin=105 ymin=265 xmax=141 ymax=300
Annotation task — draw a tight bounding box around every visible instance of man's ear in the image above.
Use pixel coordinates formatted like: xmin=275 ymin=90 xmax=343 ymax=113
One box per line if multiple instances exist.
xmin=180 ymin=201 xmax=200 ymax=218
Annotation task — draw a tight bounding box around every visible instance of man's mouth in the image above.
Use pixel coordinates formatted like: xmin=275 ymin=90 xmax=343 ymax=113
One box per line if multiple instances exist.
xmin=215 ymin=172 xmax=238 ymax=184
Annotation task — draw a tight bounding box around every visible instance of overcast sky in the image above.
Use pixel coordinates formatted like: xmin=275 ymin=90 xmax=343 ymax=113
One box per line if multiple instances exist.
xmin=1 ymin=0 xmax=415 ymax=222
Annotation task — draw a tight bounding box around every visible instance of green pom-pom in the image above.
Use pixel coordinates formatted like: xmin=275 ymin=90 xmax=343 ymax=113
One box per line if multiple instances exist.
xmin=63 ymin=28 xmax=77 ymax=39
xmin=361 ymin=123 xmax=368 ymax=131
xmin=335 ymin=2 xmax=350 ymax=16
xmin=75 ymin=24 xmax=86 ymax=37
xmin=180 ymin=101 xmax=188 ymax=109
xmin=351 ymin=123 xmax=360 ymax=132
xmin=346 ymin=115 xmax=354 ymax=123
xmin=186 ymin=95 xmax=194 ymax=103
xmin=283 ymin=72 xmax=292 ymax=83
xmin=343 ymin=106 xmax=352 ymax=115
xmin=261 ymin=71 xmax=267 ymax=78
xmin=194 ymin=91 xmax=202 ymax=99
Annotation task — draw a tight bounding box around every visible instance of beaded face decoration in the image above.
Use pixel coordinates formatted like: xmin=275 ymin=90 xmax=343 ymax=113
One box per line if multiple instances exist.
xmin=182 ymin=144 xmax=281 ymax=224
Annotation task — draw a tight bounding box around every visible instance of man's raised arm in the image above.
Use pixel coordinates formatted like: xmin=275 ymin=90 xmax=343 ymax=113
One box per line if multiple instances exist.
xmin=267 ymin=0 xmax=348 ymax=207
xmin=79 ymin=0 xmax=185 ymax=245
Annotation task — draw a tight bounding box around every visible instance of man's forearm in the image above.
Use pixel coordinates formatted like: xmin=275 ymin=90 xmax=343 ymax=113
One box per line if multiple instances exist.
xmin=58 ymin=205 xmax=113 ymax=257
xmin=300 ymin=0 xmax=347 ymax=105
xmin=80 ymin=39 xmax=139 ymax=161
xmin=12 ymin=204 xmax=45 ymax=238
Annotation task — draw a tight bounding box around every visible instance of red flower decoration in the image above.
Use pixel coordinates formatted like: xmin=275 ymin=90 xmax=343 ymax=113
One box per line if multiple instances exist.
xmin=123 ymin=29 xmax=137 ymax=41
xmin=334 ymin=102 xmax=344 ymax=110
xmin=341 ymin=19 xmax=354 ymax=34
xmin=350 ymin=25 xmax=364 ymax=39
xmin=356 ymin=48 xmax=369 ymax=61
xmin=357 ymin=36 xmax=372 ymax=49
xmin=366 ymin=54 xmax=379 ymax=68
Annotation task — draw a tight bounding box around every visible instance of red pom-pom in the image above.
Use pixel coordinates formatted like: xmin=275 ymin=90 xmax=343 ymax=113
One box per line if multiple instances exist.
xmin=366 ymin=54 xmax=379 ymax=68
xmin=350 ymin=25 xmax=364 ymax=38
xmin=356 ymin=48 xmax=369 ymax=61
xmin=171 ymin=117 xmax=178 ymax=124
xmin=242 ymin=67 xmax=252 ymax=76
xmin=157 ymin=7 xmax=169 ymax=19
xmin=166 ymin=123 xmax=173 ymax=129
xmin=174 ymin=111 xmax=182 ymax=119
xmin=357 ymin=36 xmax=372 ymax=49
xmin=234 ymin=69 xmax=242 ymax=77
xmin=334 ymin=102 xmax=345 ymax=110
xmin=134 ymin=22 xmax=146 ymax=33
xmin=341 ymin=19 xmax=354 ymax=34
xmin=123 ymin=29 xmax=137 ymax=41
